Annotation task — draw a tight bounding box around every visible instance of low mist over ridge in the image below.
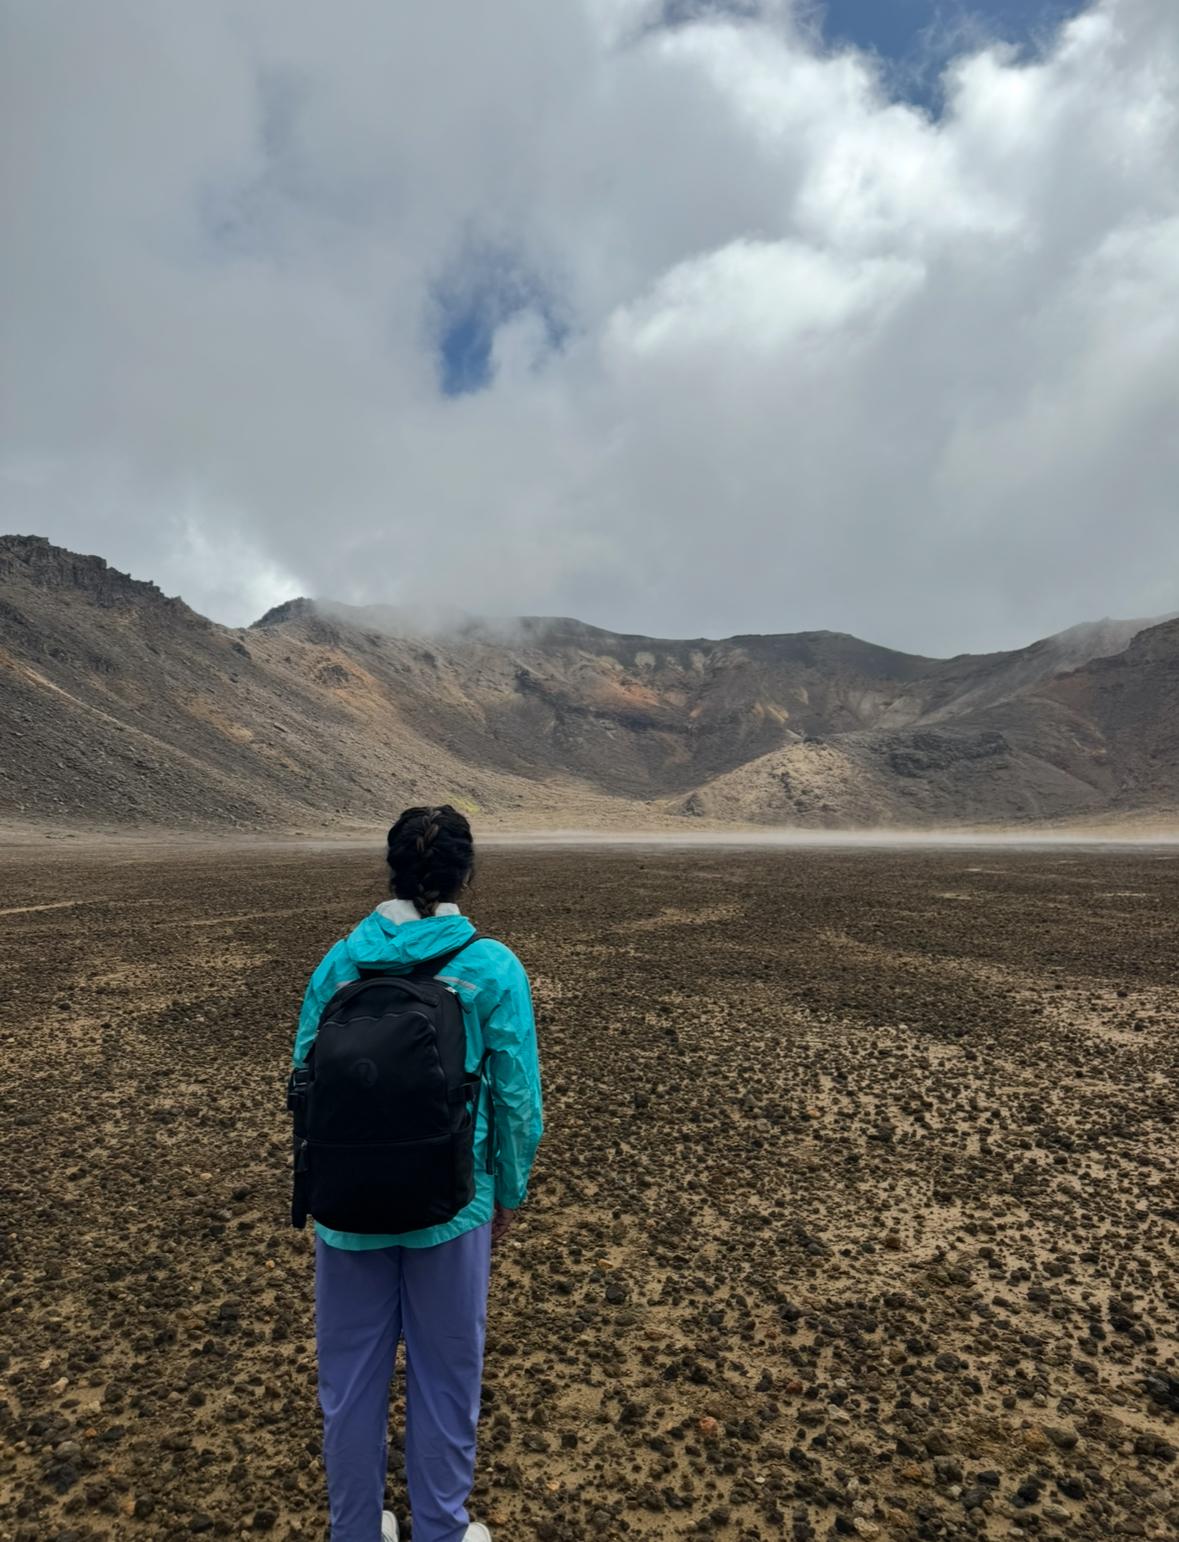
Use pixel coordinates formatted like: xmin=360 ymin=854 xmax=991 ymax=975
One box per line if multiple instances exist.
xmin=2 ymin=534 xmax=1176 ymax=835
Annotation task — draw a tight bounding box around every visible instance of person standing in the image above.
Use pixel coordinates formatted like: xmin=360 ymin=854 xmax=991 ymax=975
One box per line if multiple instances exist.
xmin=290 ymin=806 xmax=544 ymax=1542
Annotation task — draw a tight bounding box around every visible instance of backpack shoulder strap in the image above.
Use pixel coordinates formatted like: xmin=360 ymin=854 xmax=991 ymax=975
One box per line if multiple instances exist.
xmin=409 ymin=932 xmax=500 ymax=1176
xmin=405 ymin=932 xmax=489 ymax=980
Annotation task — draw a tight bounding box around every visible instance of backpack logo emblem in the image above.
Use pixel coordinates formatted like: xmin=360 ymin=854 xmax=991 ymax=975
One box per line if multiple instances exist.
xmin=350 ymin=1057 xmax=379 ymax=1088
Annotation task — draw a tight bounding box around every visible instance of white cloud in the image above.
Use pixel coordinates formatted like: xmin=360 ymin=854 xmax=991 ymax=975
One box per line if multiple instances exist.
xmin=0 ymin=0 xmax=1176 ymax=652
xmin=611 ymin=240 xmax=923 ymax=356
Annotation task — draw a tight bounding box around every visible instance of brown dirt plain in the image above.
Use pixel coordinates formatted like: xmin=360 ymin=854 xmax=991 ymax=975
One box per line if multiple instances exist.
xmin=1 ymin=841 xmax=1176 ymax=1542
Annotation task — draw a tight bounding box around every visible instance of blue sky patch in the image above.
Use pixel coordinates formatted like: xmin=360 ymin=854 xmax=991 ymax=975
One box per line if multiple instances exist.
xmin=647 ymin=4 xmax=1092 ymax=109
xmin=438 ymin=304 xmax=498 ymax=397
xmin=434 ymin=250 xmax=566 ymax=398
xmin=819 ymin=1 xmax=1089 ymax=105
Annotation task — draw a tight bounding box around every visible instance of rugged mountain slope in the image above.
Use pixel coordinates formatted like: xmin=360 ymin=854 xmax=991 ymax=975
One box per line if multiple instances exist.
xmin=1 ymin=535 xmax=1174 ymax=831
xmin=0 ymin=537 xmax=633 ymax=830
xmin=252 ymin=600 xmax=946 ymax=795
xmin=1040 ymin=617 xmax=1179 ymax=812
xmin=679 ymin=623 xmax=1179 ymax=828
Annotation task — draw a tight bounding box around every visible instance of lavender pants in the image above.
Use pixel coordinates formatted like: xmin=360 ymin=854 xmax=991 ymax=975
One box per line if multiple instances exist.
xmin=315 ymin=1225 xmax=493 ymax=1542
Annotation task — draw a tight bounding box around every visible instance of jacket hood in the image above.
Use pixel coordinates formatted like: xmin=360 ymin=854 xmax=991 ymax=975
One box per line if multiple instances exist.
xmin=343 ymin=909 xmax=477 ymax=971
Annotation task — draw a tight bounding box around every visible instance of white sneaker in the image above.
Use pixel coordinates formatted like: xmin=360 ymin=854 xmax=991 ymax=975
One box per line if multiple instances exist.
xmin=383 ymin=1514 xmax=483 ymax=1541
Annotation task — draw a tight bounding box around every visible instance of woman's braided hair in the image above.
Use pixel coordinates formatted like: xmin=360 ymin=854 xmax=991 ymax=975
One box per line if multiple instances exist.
xmin=385 ymin=805 xmax=475 ymax=917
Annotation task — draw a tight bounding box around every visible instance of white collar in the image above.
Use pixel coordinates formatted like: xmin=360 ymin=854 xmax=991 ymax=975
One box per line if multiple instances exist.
xmin=376 ymin=898 xmax=462 ymax=923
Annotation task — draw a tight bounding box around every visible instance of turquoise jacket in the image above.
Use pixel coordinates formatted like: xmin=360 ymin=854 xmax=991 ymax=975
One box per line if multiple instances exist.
xmin=292 ymin=906 xmax=543 ymax=1250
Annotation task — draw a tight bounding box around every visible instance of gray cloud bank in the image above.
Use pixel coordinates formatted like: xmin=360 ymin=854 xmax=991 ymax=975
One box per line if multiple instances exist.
xmin=1 ymin=0 xmax=1176 ymax=653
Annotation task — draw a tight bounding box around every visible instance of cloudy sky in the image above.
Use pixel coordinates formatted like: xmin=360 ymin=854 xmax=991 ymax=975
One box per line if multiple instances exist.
xmin=2 ymin=0 xmax=1176 ymax=655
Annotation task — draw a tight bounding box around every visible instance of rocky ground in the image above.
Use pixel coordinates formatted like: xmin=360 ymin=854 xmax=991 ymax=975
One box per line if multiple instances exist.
xmin=0 ymin=841 xmax=1176 ymax=1542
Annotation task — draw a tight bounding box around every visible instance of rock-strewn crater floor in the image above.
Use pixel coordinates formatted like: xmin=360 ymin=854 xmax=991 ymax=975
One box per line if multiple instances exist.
xmin=0 ymin=843 xmax=1175 ymax=1540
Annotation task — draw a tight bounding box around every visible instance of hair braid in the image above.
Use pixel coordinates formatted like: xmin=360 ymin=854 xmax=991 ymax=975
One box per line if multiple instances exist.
xmin=386 ymin=804 xmax=474 ymax=916
xmin=414 ymin=809 xmax=442 ymax=915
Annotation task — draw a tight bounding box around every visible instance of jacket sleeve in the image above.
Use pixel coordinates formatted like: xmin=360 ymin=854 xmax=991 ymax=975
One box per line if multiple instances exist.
xmin=484 ymin=955 xmax=544 ymax=1210
xmin=291 ymin=939 xmax=358 ymax=1068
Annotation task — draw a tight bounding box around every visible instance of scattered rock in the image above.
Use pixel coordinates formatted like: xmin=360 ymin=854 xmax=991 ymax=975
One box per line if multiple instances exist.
xmin=3 ymin=842 xmax=1174 ymax=1542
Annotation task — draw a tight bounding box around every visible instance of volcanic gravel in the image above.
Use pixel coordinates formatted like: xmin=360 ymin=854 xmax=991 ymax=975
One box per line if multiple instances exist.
xmin=1 ymin=841 xmax=1176 ymax=1542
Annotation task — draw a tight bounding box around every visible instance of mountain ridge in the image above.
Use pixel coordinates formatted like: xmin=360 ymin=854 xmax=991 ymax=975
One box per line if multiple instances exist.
xmin=1 ymin=534 xmax=1175 ymax=833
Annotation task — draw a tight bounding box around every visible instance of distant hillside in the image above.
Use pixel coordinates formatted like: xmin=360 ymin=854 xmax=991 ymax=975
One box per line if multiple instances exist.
xmin=1 ymin=534 xmax=1175 ymax=832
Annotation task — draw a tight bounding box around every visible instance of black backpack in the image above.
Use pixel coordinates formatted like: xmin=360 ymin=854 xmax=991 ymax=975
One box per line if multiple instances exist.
xmin=287 ymin=936 xmax=493 ymax=1234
